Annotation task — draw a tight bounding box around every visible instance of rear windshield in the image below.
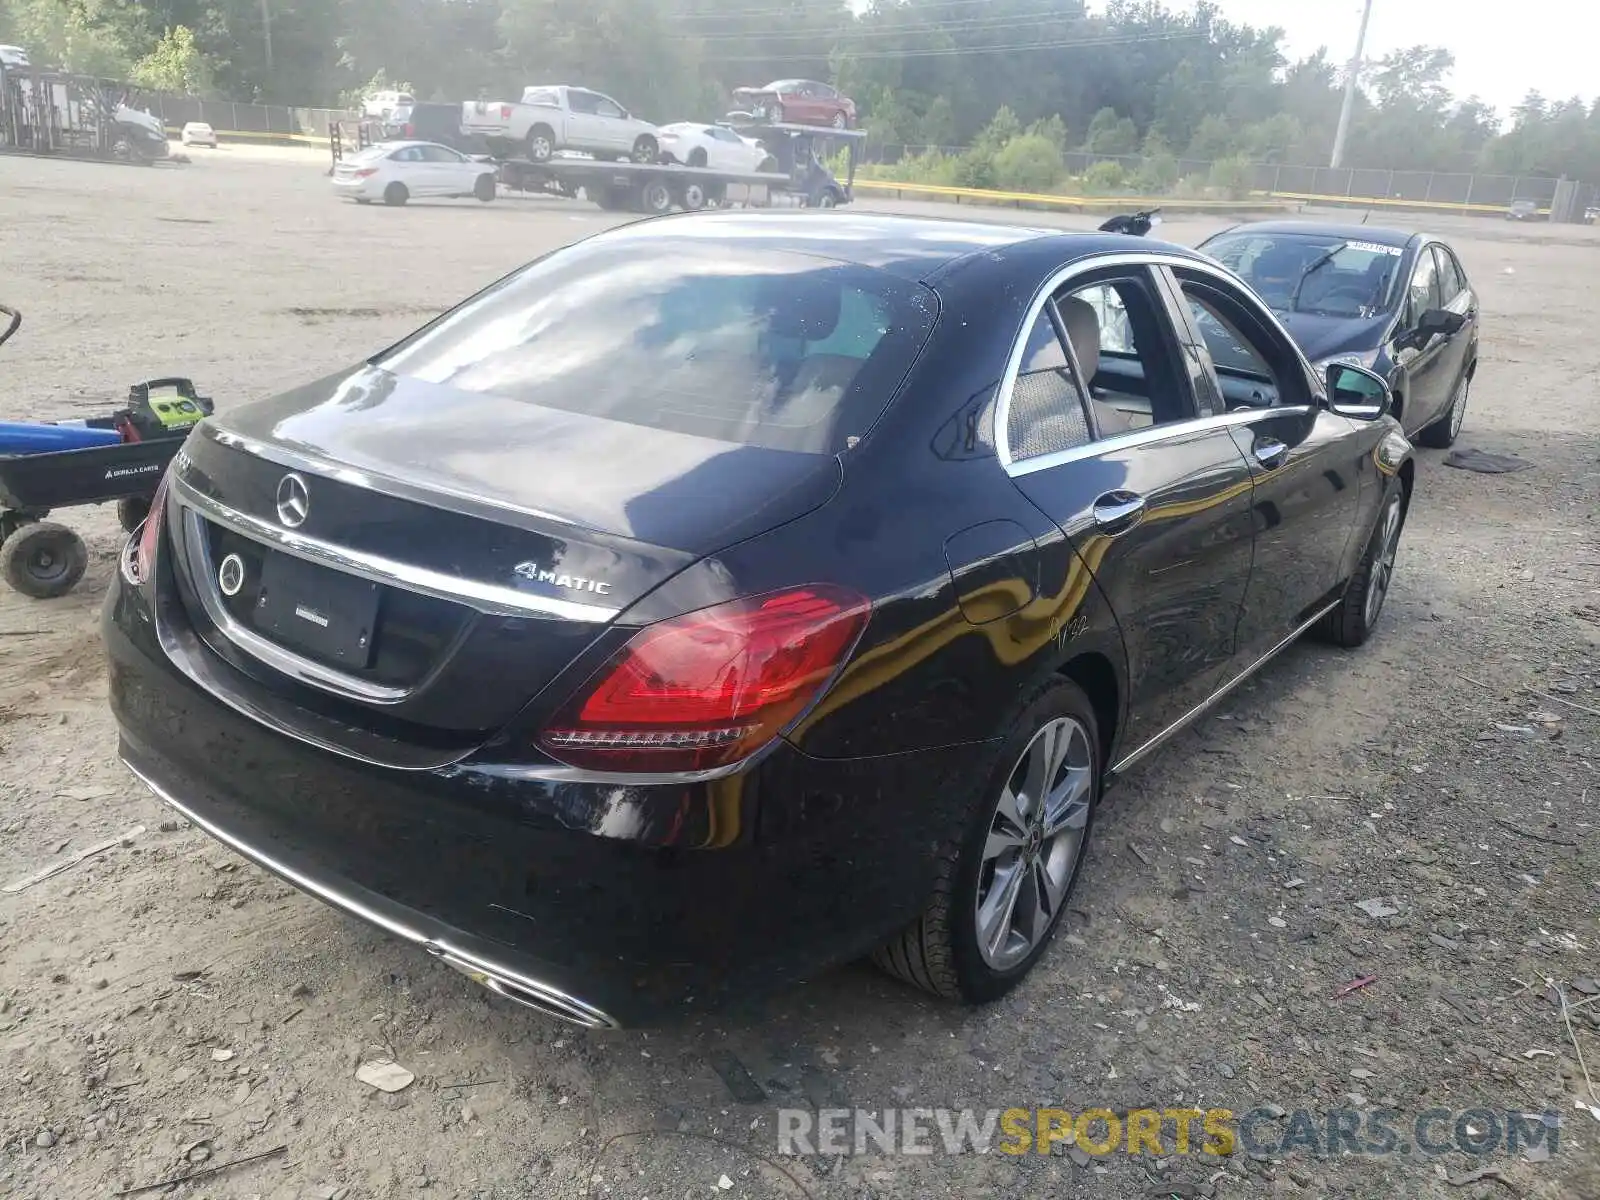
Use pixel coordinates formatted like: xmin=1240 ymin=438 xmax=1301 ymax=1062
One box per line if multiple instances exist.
xmin=374 ymin=239 xmax=937 ymax=454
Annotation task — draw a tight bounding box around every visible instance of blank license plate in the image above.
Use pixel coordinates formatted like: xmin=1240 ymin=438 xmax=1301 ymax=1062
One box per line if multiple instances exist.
xmin=254 ymin=551 xmax=380 ymax=669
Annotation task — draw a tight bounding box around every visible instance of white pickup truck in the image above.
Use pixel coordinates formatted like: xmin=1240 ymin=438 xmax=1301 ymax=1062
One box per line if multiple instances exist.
xmin=461 ymin=85 xmax=660 ymax=164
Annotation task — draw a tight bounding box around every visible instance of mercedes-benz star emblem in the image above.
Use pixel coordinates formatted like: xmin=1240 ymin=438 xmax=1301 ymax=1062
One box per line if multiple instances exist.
xmin=217 ymin=553 xmax=245 ymax=597
xmin=275 ymin=472 xmax=310 ymax=528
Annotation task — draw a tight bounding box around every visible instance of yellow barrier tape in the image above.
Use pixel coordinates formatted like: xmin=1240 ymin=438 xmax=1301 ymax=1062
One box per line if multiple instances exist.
xmin=854 ymin=176 xmax=1544 ymax=217
xmin=1270 ymin=190 xmax=1544 ymax=215
xmin=851 ymin=178 xmax=1260 ymax=209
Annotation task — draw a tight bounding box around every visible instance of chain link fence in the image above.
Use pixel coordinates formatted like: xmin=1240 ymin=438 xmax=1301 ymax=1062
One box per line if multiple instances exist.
xmin=133 ymin=96 xmax=1578 ymax=210
xmin=146 ymin=95 xmax=347 ymax=141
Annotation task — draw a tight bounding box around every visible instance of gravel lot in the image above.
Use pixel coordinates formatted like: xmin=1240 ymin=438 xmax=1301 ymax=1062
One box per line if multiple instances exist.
xmin=0 ymin=145 xmax=1596 ymax=1200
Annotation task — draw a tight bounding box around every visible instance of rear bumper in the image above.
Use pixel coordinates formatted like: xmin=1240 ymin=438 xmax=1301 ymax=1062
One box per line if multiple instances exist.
xmin=330 ymin=176 xmax=381 ymax=199
xmin=119 ymin=748 xmax=619 ymax=1026
xmin=105 ymin=572 xmax=975 ymax=1025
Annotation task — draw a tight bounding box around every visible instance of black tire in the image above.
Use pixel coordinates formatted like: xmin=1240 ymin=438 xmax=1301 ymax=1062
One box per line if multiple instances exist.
xmin=1414 ymin=369 xmax=1470 ymax=449
xmin=831 ymin=110 xmax=848 ymax=129
xmin=640 ymin=180 xmax=673 ymax=215
xmin=474 ymin=173 xmax=496 ymax=202
xmin=116 ymin=497 xmax=150 ymax=534
xmin=1 ymin=521 xmax=88 ymax=599
xmin=525 ymin=126 xmax=555 ymax=163
xmin=814 ymin=189 xmax=840 ymax=209
xmin=383 ymin=182 xmax=409 ymax=207
xmin=687 ymin=147 xmax=708 ymax=168
xmin=1313 ymin=478 xmax=1407 ymax=648
xmin=873 ymin=676 xmax=1100 ymax=1004
xmin=631 ymin=135 xmax=659 ymax=164
xmin=677 ymin=180 xmax=708 ymax=211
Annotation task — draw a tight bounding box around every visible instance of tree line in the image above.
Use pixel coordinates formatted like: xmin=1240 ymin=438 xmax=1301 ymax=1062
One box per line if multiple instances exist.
xmin=1 ymin=0 xmax=1595 ymax=182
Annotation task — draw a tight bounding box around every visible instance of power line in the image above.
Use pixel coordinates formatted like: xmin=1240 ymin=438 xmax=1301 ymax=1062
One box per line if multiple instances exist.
xmin=689 ymin=16 xmax=1120 ymax=43
xmin=675 ymin=0 xmax=1086 ymax=21
xmin=699 ymin=31 xmax=1204 ymax=62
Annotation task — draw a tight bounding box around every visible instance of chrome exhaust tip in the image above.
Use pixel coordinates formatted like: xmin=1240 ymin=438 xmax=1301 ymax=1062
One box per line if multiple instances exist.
xmin=425 ymin=944 xmax=619 ymax=1030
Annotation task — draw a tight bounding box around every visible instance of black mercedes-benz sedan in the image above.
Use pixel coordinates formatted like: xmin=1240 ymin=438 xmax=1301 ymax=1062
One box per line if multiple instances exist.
xmin=105 ymin=212 xmax=1415 ymax=1027
xmin=1196 ymin=221 xmax=1478 ymax=448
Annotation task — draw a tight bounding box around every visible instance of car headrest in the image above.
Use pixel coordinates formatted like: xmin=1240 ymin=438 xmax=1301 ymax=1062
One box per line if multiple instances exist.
xmin=760 ymin=274 xmax=841 ymax=341
xmin=1057 ymin=295 xmax=1100 ymax=384
xmin=1253 ymin=246 xmax=1304 ymax=280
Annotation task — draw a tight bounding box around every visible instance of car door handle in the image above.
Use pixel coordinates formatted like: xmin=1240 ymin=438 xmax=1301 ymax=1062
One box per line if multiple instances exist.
xmin=1253 ymin=438 xmax=1289 ymax=470
xmin=1091 ymin=491 xmax=1147 ymax=534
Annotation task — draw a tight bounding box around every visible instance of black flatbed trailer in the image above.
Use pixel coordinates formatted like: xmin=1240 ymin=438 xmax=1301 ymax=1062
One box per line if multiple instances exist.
xmin=498 ymin=122 xmax=867 ymax=214
xmin=498 ymin=156 xmax=792 ymax=213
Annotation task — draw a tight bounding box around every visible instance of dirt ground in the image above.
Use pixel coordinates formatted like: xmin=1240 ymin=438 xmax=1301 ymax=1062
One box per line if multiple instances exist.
xmin=0 ymin=144 xmax=1596 ymax=1200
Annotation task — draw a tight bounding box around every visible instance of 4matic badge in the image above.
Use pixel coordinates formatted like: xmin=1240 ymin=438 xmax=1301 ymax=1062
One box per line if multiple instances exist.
xmin=513 ymin=562 xmax=612 ymax=596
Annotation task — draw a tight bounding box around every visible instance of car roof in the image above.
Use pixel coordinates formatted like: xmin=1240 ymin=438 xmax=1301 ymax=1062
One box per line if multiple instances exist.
xmin=592 ymin=210 xmax=1213 ymax=284
xmin=1207 ymin=220 xmax=1422 ymax=249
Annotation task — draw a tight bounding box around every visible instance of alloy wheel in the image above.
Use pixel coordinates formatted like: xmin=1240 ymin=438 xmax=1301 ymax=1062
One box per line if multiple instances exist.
xmin=974 ymin=717 xmax=1092 ymax=970
xmin=1364 ymin=495 xmax=1403 ymax=628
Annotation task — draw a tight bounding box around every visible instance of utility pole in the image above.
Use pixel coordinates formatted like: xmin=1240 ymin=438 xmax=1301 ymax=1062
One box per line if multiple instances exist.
xmin=261 ymin=0 xmax=274 ymax=73
xmin=1329 ymin=0 xmax=1373 ymax=170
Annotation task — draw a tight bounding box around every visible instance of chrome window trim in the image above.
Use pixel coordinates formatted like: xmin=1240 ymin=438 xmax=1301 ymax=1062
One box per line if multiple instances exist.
xmin=171 ymin=475 xmax=621 ymax=623
xmin=994 ymin=251 xmax=1325 ymax=477
xmin=1004 ymin=405 xmax=1315 ymax=479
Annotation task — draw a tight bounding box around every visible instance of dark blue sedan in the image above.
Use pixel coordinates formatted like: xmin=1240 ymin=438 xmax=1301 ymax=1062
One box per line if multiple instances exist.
xmin=1196 ymin=221 xmax=1479 ymax=448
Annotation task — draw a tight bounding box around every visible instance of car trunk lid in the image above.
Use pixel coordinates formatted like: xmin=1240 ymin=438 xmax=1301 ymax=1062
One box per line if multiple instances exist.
xmin=161 ymin=367 xmax=841 ymax=755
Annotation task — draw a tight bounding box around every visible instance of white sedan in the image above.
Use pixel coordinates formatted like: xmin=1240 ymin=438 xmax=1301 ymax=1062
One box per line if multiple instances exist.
xmin=656 ymin=123 xmax=772 ymax=173
xmin=180 ymin=121 xmax=218 ymax=148
xmin=331 ymin=141 xmax=498 ymax=207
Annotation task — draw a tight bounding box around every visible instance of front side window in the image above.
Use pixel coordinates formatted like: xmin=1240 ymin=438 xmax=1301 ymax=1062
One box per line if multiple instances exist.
xmin=1405 ymin=250 xmax=1441 ymax=326
xmin=375 ymin=241 xmax=937 ymax=455
xmin=594 ymin=95 xmax=625 ymax=119
xmin=566 ymin=90 xmax=600 ymax=115
xmin=1175 ymin=271 xmax=1311 ymax=410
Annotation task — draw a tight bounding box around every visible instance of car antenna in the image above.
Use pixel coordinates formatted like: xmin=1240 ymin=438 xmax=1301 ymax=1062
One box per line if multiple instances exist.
xmin=1361 ymin=210 xmax=1371 ymax=225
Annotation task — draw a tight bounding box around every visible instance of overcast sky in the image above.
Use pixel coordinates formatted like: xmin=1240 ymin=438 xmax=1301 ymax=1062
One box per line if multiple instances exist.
xmin=1173 ymin=0 xmax=1569 ymax=115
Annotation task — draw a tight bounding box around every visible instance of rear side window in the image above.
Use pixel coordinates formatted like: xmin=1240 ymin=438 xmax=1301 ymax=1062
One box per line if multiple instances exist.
xmin=375 ymin=242 xmax=937 ymax=454
xmin=1006 ymin=310 xmax=1091 ymax=460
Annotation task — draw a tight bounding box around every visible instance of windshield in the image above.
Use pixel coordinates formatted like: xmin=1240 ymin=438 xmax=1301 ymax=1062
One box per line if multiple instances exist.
xmin=374 ymin=239 xmax=938 ymax=455
xmin=1203 ymin=232 xmax=1404 ymax=318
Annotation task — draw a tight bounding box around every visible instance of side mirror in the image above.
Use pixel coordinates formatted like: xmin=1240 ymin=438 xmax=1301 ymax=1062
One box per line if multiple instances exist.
xmin=1325 ymin=362 xmax=1392 ymax=420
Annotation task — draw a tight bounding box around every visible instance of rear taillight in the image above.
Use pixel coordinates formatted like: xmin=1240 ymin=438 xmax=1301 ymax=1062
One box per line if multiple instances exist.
xmin=500 ymin=105 xmax=512 ymax=119
xmin=404 ymin=123 xmax=414 ymax=137
xmin=130 ymin=470 xmax=170 ymax=586
xmin=540 ymin=585 xmax=870 ymax=773
xmin=353 ymin=167 xmax=378 ymax=178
